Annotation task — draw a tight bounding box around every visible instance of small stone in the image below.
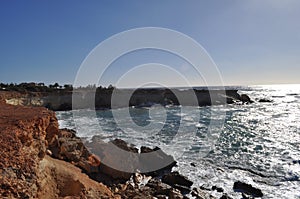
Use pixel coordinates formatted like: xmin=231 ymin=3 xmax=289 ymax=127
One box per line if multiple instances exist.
xmin=46 ymin=149 xmax=52 ymax=156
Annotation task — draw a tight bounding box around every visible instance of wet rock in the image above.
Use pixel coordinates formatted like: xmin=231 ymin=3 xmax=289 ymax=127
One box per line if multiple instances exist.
xmin=226 ymin=97 xmax=235 ymax=104
xmin=162 ymin=171 xmax=193 ymax=188
xmin=220 ymin=193 xmax=233 ymax=199
xmin=258 ymin=98 xmax=272 ymax=103
xmin=233 ymin=181 xmax=263 ymax=197
xmin=212 ymin=185 xmax=224 ymax=192
xmin=292 ymin=160 xmax=300 ymax=164
xmin=240 ymin=94 xmax=253 ymax=104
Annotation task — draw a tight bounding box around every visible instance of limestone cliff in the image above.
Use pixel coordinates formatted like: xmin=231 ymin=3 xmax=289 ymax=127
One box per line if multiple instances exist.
xmin=0 ymin=102 xmax=113 ymax=198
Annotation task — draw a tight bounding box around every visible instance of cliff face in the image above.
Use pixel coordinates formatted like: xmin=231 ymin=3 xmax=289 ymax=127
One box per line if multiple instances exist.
xmin=0 ymin=102 xmax=113 ymax=198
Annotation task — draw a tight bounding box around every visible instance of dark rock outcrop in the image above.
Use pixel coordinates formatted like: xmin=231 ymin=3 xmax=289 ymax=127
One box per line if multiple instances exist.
xmin=233 ymin=181 xmax=263 ymax=197
xmin=85 ymin=137 xmax=177 ymax=184
xmin=162 ymin=171 xmax=193 ymax=193
xmin=240 ymin=94 xmax=253 ymax=104
xmin=258 ymin=98 xmax=272 ymax=103
xmin=162 ymin=171 xmax=193 ymax=187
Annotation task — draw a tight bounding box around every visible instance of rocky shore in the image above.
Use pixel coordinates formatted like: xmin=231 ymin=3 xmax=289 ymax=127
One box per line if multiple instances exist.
xmin=0 ymin=97 xmax=263 ymax=198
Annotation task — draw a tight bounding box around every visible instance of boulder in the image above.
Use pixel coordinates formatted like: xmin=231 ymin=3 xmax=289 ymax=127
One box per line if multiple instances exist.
xmin=140 ymin=146 xmax=177 ymax=176
xmin=86 ymin=138 xmax=177 ymax=182
xmin=233 ymin=181 xmax=263 ymax=197
xmin=86 ymin=137 xmax=140 ymax=182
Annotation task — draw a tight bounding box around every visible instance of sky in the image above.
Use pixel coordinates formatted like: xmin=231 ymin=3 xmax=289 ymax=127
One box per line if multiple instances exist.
xmin=0 ymin=0 xmax=299 ymax=87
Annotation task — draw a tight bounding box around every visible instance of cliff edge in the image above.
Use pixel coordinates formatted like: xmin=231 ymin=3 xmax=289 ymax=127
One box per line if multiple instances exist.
xmin=0 ymin=102 xmax=113 ymax=198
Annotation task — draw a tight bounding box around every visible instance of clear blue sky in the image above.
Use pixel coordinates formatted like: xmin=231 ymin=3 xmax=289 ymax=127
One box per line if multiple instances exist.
xmin=0 ymin=0 xmax=299 ymax=86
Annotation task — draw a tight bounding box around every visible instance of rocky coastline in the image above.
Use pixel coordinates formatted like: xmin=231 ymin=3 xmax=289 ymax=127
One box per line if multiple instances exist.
xmin=0 ymin=87 xmax=251 ymax=111
xmin=0 ymin=92 xmax=264 ymax=199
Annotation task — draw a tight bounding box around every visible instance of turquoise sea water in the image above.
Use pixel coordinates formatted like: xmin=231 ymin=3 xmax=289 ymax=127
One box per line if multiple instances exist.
xmin=57 ymin=84 xmax=300 ymax=199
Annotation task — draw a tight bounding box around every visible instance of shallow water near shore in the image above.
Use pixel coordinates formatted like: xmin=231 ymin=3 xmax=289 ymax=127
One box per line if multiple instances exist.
xmin=57 ymin=84 xmax=300 ymax=199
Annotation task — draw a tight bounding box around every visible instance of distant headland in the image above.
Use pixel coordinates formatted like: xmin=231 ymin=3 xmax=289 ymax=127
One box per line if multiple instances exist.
xmin=0 ymin=82 xmax=252 ymax=111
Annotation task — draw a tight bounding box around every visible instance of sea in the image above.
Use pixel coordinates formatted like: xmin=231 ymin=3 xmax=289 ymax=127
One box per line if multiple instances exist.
xmin=56 ymin=84 xmax=300 ymax=199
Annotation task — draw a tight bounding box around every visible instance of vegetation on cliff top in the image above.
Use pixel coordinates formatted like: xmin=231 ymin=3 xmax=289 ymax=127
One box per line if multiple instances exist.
xmin=0 ymin=82 xmax=115 ymax=93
